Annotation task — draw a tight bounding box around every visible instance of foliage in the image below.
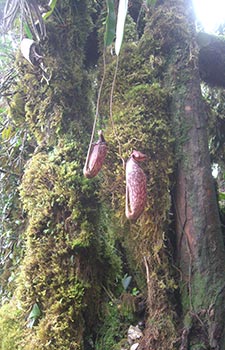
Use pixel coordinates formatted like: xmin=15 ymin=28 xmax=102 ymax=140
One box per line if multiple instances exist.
xmin=0 ymin=2 xmax=127 ymax=349
xmin=95 ymin=292 xmax=137 ymax=350
xmin=104 ymin=0 xmax=137 ymax=53
xmin=121 ymin=273 xmax=132 ymax=291
xmin=1 ymin=0 xmax=49 ymax=41
xmin=95 ymin=262 xmax=144 ymax=349
xmin=0 ymin=35 xmax=16 ymax=71
xmin=104 ymin=0 xmax=116 ymax=47
xmin=96 ymin=301 xmax=127 ymax=350
xmin=42 ymin=0 xmax=58 ymax=21
xmin=27 ymin=303 xmax=41 ymax=328
xmin=115 ymin=0 xmax=129 ymax=55
xmin=0 ymin=301 xmax=23 ymax=350
xmin=0 ymin=22 xmax=33 ymax=301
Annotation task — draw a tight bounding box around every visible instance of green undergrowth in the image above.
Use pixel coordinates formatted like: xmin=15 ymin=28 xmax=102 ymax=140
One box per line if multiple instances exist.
xmin=95 ymin=298 xmax=135 ymax=350
xmin=0 ymin=301 xmax=23 ymax=350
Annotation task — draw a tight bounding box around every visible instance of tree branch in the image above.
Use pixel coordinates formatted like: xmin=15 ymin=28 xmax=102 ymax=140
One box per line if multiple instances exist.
xmin=197 ymin=32 xmax=225 ymax=88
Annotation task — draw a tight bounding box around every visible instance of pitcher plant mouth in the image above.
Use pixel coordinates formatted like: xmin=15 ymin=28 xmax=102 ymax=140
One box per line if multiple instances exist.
xmin=130 ymin=150 xmax=147 ymax=162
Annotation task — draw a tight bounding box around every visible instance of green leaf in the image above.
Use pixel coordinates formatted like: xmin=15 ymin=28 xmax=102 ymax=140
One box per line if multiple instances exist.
xmin=219 ymin=192 xmax=225 ymax=201
xmin=131 ymin=287 xmax=140 ymax=296
xmin=27 ymin=303 xmax=41 ymax=328
xmin=24 ymin=24 xmax=33 ymax=39
xmin=0 ymin=107 xmax=6 ymax=115
xmin=1 ymin=126 xmax=12 ymax=140
xmin=115 ymin=0 xmax=128 ymax=55
xmin=42 ymin=0 xmax=58 ymax=20
xmin=28 ymin=303 xmax=41 ymax=319
xmin=122 ymin=274 xmax=132 ymax=291
xmin=104 ymin=0 xmax=116 ymax=47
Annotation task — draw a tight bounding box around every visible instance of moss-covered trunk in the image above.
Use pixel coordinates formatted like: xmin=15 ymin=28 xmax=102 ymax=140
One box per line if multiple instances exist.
xmin=1 ymin=0 xmax=225 ymax=349
xmin=151 ymin=0 xmax=225 ymax=348
xmin=0 ymin=1 xmax=122 ymax=349
xmin=100 ymin=0 xmax=225 ymax=348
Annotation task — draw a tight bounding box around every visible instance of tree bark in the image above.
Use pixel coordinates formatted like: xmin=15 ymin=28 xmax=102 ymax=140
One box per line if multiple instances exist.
xmin=163 ymin=1 xmax=225 ymax=348
xmin=99 ymin=0 xmax=225 ymax=348
xmin=133 ymin=0 xmax=225 ymax=348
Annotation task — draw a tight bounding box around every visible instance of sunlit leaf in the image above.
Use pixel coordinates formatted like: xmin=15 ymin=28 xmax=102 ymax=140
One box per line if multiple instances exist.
xmin=28 ymin=303 xmax=41 ymax=319
xmin=104 ymin=0 xmax=116 ymax=47
xmin=42 ymin=0 xmax=58 ymax=20
xmin=122 ymin=273 xmax=132 ymax=290
xmin=115 ymin=0 xmax=128 ymax=56
xmin=2 ymin=126 xmax=12 ymax=140
xmin=27 ymin=303 xmax=41 ymax=328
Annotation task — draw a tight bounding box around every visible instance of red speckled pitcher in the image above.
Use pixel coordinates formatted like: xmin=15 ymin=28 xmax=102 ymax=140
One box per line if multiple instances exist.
xmin=83 ymin=130 xmax=107 ymax=178
xmin=126 ymin=150 xmax=147 ymax=221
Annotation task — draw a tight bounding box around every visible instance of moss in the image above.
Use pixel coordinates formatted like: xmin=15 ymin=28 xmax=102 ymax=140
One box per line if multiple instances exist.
xmin=18 ymin=276 xmax=87 ymax=350
xmin=0 ymin=1 xmax=125 ymax=349
xmin=0 ymin=1 xmax=187 ymax=349
xmin=180 ymin=269 xmax=223 ymax=317
xmin=10 ymin=0 xmax=94 ymax=146
xmin=100 ymin=52 xmax=174 ymax=258
xmin=95 ymin=297 xmax=135 ymax=350
xmin=0 ymin=301 xmax=23 ymax=350
xmin=96 ymin=16 xmax=178 ymax=347
xmin=8 ymin=91 xmax=26 ymax=123
xmin=15 ymin=145 xmax=106 ymax=348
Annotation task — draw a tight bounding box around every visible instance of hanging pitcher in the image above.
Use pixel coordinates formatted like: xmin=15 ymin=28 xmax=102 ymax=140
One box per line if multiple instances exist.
xmin=126 ymin=150 xmax=147 ymax=221
xmin=83 ymin=130 xmax=107 ymax=178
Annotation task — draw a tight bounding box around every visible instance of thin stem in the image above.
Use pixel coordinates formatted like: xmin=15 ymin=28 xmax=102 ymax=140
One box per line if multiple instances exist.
xmin=84 ymin=49 xmax=107 ymax=171
xmin=109 ymin=55 xmax=125 ymax=169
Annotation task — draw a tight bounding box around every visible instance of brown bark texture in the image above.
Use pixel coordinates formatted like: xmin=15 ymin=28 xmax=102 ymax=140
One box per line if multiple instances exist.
xmin=135 ymin=0 xmax=225 ymax=348
xmin=164 ymin=0 xmax=225 ymax=349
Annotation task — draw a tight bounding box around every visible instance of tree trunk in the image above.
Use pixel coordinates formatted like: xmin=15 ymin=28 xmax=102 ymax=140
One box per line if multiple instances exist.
xmin=159 ymin=0 xmax=225 ymax=348
xmin=124 ymin=0 xmax=225 ymax=349
xmin=1 ymin=0 xmax=225 ymax=349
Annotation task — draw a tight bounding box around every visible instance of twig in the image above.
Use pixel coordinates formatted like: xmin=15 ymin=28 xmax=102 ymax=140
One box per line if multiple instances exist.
xmin=144 ymin=256 xmax=150 ymax=285
xmin=180 ymin=327 xmax=189 ymax=350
